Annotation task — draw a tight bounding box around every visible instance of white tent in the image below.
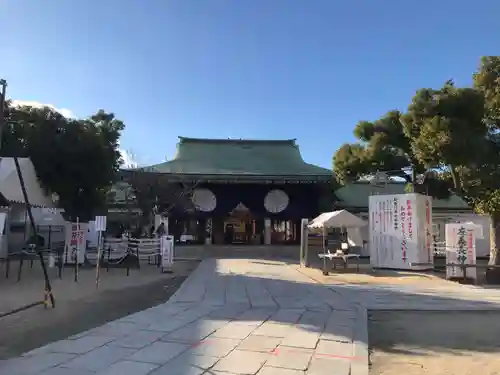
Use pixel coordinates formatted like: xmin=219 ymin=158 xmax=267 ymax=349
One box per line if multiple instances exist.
xmin=307 ymin=210 xmax=367 ymax=274
xmin=308 ymin=210 xmax=367 ymax=231
xmin=0 ymin=158 xmax=54 ymax=208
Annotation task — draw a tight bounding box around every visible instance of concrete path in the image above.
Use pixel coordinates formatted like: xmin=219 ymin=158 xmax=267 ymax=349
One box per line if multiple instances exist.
xmin=0 ymin=259 xmax=367 ymax=375
xmin=3 ymin=258 xmax=500 ymax=375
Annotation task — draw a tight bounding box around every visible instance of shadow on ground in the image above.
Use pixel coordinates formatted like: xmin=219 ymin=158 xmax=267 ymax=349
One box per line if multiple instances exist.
xmin=2 ymin=254 xmax=500 ymax=374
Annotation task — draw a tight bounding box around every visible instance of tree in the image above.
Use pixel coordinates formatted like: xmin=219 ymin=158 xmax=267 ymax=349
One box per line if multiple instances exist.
xmin=400 ymin=81 xmax=487 ymax=193
xmin=333 ymin=110 xmax=451 ymax=198
xmin=472 ymin=57 xmax=500 ymax=266
xmin=1 ymin=102 xmax=124 ymax=221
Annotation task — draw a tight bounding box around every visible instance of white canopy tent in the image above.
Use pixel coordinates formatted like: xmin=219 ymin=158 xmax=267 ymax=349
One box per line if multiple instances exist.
xmin=307 ymin=210 xmax=367 ymax=274
xmin=0 ymin=158 xmax=58 ymax=258
xmin=308 ymin=210 xmax=367 ymax=231
xmin=0 ymin=158 xmax=54 ymax=208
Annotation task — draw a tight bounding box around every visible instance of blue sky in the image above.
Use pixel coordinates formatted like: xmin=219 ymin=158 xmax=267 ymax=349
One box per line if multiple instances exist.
xmin=2 ymin=1 xmax=500 ymax=168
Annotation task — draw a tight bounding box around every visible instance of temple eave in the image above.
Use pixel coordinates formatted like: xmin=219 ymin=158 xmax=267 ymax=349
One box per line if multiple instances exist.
xmin=121 ymin=170 xmax=332 ymax=183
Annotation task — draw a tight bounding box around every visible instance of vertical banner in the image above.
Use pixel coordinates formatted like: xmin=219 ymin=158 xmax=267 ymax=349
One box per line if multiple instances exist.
xmin=446 ymin=223 xmax=479 ymax=281
xmin=161 ymin=235 xmax=174 ymax=272
xmin=64 ymin=221 xmax=87 ymax=264
xmin=300 ymin=218 xmax=309 ymax=267
xmin=94 ymin=216 xmax=107 ymax=289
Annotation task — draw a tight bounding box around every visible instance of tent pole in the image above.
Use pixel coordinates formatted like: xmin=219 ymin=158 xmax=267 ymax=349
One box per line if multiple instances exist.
xmin=13 ymin=157 xmax=55 ymax=308
xmin=322 ymin=227 xmax=327 ymax=275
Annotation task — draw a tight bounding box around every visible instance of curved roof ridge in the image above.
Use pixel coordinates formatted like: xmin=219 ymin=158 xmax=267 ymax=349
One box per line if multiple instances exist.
xmin=178 ymin=136 xmax=297 ymax=145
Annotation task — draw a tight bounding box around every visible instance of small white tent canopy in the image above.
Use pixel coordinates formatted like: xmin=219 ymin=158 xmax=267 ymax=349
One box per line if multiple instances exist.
xmin=308 ymin=210 xmax=367 ymax=231
xmin=0 ymin=158 xmax=54 ymax=207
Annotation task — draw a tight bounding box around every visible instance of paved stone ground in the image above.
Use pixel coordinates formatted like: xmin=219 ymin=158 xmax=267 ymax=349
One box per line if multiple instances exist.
xmin=3 ymin=258 xmax=500 ymax=375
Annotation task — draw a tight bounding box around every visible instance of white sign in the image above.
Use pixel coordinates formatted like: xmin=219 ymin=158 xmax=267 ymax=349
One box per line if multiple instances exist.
xmin=0 ymin=212 xmax=6 ymax=236
xmin=445 ymin=223 xmax=480 ymax=281
xmin=64 ymin=221 xmax=88 ymax=264
xmin=369 ymin=193 xmax=433 ymax=270
xmin=94 ymin=216 xmax=107 ymax=232
xmin=300 ymin=218 xmax=309 ymax=267
xmin=160 ymin=235 xmax=174 ymax=271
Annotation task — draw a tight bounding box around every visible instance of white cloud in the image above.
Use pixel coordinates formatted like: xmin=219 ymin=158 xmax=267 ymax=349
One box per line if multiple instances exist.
xmin=10 ymin=100 xmax=76 ymax=119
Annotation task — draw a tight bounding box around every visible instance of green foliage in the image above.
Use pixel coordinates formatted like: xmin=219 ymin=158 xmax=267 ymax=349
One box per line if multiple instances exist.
xmin=1 ymin=102 xmax=124 ymax=221
xmin=400 ymin=82 xmax=487 ymax=182
xmin=333 ymin=111 xmax=414 ymax=182
xmin=333 ymin=110 xmax=450 ymax=198
xmin=474 ymin=56 xmax=500 ymax=127
xmin=333 ymin=56 xmax=500 ymax=263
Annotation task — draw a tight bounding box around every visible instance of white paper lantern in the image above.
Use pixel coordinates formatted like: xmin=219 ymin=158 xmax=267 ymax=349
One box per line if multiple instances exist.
xmin=264 ymin=189 xmax=289 ymax=213
xmin=191 ymin=188 xmax=217 ymax=212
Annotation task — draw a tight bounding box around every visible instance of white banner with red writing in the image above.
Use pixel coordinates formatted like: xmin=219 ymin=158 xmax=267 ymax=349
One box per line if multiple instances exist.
xmin=64 ymin=221 xmax=88 ymax=264
xmin=369 ymin=193 xmax=433 ymax=270
xmin=445 ymin=223 xmax=481 ymax=281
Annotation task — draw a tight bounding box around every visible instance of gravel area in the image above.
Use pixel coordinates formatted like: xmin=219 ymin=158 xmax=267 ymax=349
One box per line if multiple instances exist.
xmin=0 ymin=261 xmax=198 ymax=359
xmin=369 ymin=311 xmax=500 ymax=375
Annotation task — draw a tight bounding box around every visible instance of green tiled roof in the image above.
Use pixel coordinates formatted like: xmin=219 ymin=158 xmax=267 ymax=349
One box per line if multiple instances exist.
xmin=134 ymin=137 xmax=333 ymax=181
xmin=335 ymin=182 xmax=471 ymax=210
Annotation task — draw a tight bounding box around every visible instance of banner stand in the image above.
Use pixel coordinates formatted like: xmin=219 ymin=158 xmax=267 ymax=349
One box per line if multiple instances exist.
xmin=94 ymin=216 xmax=107 ymax=289
xmin=160 ymin=235 xmax=174 ymax=273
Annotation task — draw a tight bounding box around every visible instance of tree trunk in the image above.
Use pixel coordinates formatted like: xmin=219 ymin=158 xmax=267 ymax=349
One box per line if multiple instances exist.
xmin=449 ymin=165 xmax=461 ymax=193
xmin=486 ymin=215 xmax=500 ymax=284
xmin=489 ymin=215 xmax=500 ymax=265
xmin=410 ymin=167 xmax=416 ymax=192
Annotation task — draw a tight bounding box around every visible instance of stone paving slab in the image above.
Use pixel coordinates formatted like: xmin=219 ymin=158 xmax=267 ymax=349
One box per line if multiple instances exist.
xmin=211 ymin=349 xmax=270 ymax=374
xmin=0 ymin=259 xmax=363 ymax=374
xmin=9 ymin=257 xmax=500 ymax=374
xmin=237 ymin=335 xmax=282 ymax=353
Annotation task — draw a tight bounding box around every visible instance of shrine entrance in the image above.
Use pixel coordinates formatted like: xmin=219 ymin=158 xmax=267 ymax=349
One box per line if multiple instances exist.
xmin=218 ymin=202 xmax=262 ymax=245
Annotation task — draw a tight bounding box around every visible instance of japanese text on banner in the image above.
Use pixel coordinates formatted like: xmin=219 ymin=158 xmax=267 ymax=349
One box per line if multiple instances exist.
xmin=406 ymin=199 xmax=413 ymax=240
xmin=393 ymin=198 xmax=398 ymax=231
xmin=425 ymin=199 xmax=431 ymax=261
xmin=400 ymin=202 xmax=407 ymax=262
xmin=71 ymin=224 xmax=85 ymax=246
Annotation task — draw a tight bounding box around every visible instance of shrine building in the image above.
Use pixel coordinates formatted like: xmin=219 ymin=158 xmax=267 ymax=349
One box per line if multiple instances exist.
xmin=122 ymin=137 xmax=333 ymax=245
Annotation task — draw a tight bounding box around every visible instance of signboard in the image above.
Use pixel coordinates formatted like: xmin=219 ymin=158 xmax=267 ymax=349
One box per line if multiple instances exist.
xmin=300 ymin=218 xmax=309 ymax=267
xmin=369 ymin=193 xmax=433 ymax=270
xmin=94 ymin=216 xmax=107 ymax=232
xmin=0 ymin=212 xmax=6 ymax=236
xmin=445 ymin=223 xmax=481 ymax=281
xmin=160 ymin=235 xmax=174 ymax=272
xmin=64 ymin=221 xmax=87 ymax=264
